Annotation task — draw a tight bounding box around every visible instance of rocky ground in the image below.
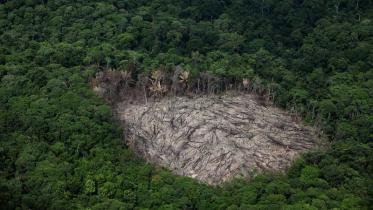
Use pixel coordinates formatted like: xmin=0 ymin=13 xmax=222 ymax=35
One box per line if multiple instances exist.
xmin=113 ymin=93 xmax=322 ymax=185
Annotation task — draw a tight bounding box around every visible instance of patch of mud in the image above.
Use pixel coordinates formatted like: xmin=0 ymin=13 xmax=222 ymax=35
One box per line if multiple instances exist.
xmin=115 ymin=93 xmax=321 ymax=185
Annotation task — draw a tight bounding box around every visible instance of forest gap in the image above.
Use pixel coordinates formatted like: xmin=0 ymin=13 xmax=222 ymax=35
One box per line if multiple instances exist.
xmin=1 ymin=0 xmax=371 ymax=209
xmin=92 ymin=68 xmax=324 ymax=184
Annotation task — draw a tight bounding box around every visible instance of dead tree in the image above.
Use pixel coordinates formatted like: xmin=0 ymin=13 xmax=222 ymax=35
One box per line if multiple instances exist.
xmin=171 ymin=65 xmax=184 ymax=95
xmin=137 ymin=74 xmax=149 ymax=104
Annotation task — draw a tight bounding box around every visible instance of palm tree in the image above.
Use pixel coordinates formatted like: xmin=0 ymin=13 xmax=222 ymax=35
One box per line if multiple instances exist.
xmin=179 ymin=70 xmax=190 ymax=92
xmin=149 ymin=70 xmax=167 ymax=98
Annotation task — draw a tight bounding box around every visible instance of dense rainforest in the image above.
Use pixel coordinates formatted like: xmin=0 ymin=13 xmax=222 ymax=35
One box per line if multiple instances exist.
xmin=0 ymin=0 xmax=372 ymax=209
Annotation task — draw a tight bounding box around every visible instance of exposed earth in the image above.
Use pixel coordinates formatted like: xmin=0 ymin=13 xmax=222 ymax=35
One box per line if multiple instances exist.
xmin=112 ymin=93 xmax=322 ymax=185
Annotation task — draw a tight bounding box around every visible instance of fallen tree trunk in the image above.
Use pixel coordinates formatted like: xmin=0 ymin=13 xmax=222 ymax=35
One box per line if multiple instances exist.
xmin=113 ymin=94 xmax=323 ymax=185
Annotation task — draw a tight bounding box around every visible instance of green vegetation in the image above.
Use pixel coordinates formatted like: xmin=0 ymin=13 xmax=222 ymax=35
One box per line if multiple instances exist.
xmin=0 ymin=0 xmax=372 ymax=209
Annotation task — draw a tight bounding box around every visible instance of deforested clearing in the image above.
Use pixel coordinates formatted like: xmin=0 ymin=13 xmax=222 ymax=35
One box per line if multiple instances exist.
xmin=114 ymin=93 xmax=323 ymax=185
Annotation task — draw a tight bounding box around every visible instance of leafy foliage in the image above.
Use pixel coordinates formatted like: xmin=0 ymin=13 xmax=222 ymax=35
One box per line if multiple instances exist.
xmin=0 ymin=0 xmax=372 ymax=209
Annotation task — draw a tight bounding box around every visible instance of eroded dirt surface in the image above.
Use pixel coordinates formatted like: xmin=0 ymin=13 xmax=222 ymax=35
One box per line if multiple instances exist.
xmin=114 ymin=94 xmax=321 ymax=185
